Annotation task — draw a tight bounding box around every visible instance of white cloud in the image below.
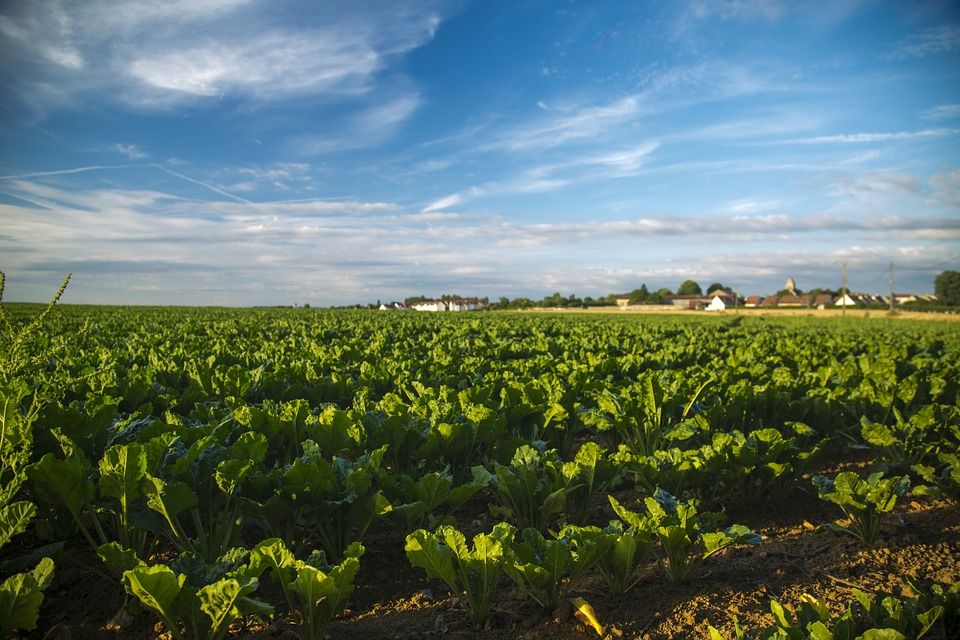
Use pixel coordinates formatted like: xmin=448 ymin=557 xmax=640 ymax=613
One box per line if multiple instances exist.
xmin=426 ymin=141 xmax=659 ymax=210
xmin=1 ymin=1 xmax=450 ymax=112
xmin=780 ymin=129 xmax=959 ymax=144
xmin=293 ymin=92 xmax=422 ymax=154
xmin=689 ymin=0 xmax=787 ymax=22
xmin=826 ymin=172 xmax=920 ymax=200
xmin=930 ymin=169 xmax=960 ymax=206
xmin=486 ymin=95 xmax=641 ymax=152
xmin=111 ymin=143 xmax=149 ymax=159
xmin=423 ymin=193 xmax=463 ymax=212
xmin=922 ymin=104 xmax=960 ymax=121
xmin=888 ymin=23 xmax=960 ymax=60
xmin=2 ymin=171 xmax=955 ymax=304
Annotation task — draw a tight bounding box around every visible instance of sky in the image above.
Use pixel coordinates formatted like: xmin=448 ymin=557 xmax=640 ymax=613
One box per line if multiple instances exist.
xmin=1 ymin=0 xmax=959 ymax=306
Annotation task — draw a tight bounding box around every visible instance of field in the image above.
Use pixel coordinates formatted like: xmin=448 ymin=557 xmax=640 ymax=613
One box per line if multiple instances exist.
xmin=2 ymin=306 xmax=959 ymax=640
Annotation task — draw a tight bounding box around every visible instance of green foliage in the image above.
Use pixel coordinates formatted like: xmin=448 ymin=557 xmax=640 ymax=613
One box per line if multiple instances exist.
xmin=587 ymin=374 xmax=712 ymax=455
xmin=503 ymin=525 xmax=609 ymax=610
xmin=273 ymin=443 xmax=391 ymax=561
xmin=708 ymin=583 xmax=957 ymax=640
xmin=389 ymin=466 xmax=490 ymax=531
xmin=812 ymin=472 xmax=910 ymax=546
xmin=595 ymin=495 xmax=656 ymax=594
xmin=248 ymin=538 xmax=364 ymax=639
xmin=707 ymin=282 xmax=727 ymax=294
xmin=487 ymin=445 xmax=569 ymax=531
xmin=934 ymin=270 xmax=960 ymax=306
xmin=4 ymin=301 xmax=960 ymax=636
xmin=677 ymin=280 xmax=703 ymax=295
xmin=0 ymin=274 xmax=70 ymax=636
xmin=122 ymin=549 xmax=272 ymax=640
xmin=561 ymin=441 xmax=621 ymax=524
xmin=852 ymin=586 xmax=943 ymax=640
xmin=861 ymin=405 xmax=956 ymax=470
xmin=913 ymin=452 xmax=960 ymax=510
xmin=0 ymin=557 xmax=55 ymax=636
xmin=405 ymin=522 xmax=515 ymax=627
xmin=637 ymin=489 xmax=760 ymax=584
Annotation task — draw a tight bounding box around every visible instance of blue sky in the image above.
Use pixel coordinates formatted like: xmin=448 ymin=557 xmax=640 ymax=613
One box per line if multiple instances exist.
xmin=1 ymin=0 xmax=958 ymax=305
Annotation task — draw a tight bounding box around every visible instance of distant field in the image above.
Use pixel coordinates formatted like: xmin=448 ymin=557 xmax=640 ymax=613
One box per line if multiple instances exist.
xmin=524 ymin=305 xmax=960 ymax=322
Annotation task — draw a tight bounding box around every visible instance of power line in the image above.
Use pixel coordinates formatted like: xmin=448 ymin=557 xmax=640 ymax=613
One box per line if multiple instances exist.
xmin=897 ymin=254 xmax=960 ymax=272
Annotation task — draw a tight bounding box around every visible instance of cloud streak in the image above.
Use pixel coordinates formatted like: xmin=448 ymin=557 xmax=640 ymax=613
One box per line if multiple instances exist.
xmin=778 ymin=129 xmax=959 ymax=144
xmin=1 ymin=0 xmax=450 ymax=111
xmin=887 ymin=23 xmax=960 ymax=60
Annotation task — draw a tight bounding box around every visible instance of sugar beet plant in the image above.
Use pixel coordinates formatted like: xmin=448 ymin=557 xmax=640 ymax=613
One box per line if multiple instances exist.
xmin=628 ymin=489 xmax=761 ymax=584
xmin=405 ymin=522 xmax=516 ymax=627
xmin=813 ymin=472 xmax=911 ymax=546
xmin=503 ymin=525 xmax=609 ymax=611
xmin=247 ymin=539 xmax=364 ymax=640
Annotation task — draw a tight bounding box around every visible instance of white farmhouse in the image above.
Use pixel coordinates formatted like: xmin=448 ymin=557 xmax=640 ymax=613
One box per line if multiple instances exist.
xmin=705 ymin=295 xmax=727 ymax=311
xmin=834 ymin=293 xmax=860 ymax=307
xmin=412 ymin=300 xmax=447 ymax=312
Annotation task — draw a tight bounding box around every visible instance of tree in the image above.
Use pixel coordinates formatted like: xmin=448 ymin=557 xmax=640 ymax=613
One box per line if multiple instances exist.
xmin=706 ymin=282 xmax=726 ymax=294
xmin=628 ymin=284 xmax=650 ymax=305
xmin=677 ymin=280 xmax=702 ymax=295
xmin=935 ymin=270 xmax=960 ymax=306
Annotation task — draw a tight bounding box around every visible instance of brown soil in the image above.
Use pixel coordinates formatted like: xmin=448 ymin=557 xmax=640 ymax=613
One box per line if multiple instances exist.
xmin=20 ymin=454 xmax=960 ymax=640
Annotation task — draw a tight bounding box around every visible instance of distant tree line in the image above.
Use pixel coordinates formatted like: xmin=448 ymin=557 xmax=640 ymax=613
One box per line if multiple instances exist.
xmin=341 ymin=271 xmax=960 ymax=310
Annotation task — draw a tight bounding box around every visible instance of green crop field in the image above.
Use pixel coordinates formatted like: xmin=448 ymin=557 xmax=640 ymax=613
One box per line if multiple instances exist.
xmin=2 ymin=299 xmax=958 ymax=639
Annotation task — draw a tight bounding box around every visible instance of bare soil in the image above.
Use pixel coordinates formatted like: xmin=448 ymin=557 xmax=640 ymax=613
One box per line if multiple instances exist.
xmin=19 ymin=452 xmax=960 ymax=640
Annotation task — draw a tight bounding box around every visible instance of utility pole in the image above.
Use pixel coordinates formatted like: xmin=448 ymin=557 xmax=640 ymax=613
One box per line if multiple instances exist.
xmin=841 ymin=261 xmax=847 ymax=317
xmin=889 ymin=261 xmax=895 ymax=313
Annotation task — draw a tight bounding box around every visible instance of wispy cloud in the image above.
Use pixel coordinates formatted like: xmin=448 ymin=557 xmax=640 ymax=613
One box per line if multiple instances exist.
xmin=1 ymin=1 xmax=450 ymax=112
xmin=778 ymin=128 xmax=959 ymax=144
xmin=922 ymin=104 xmax=960 ymax=121
xmin=825 ymin=171 xmax=920 ymax=200
xmin=887 ymin=23 xmax=960 ymax=60
xmin=422 ymin=141 xmax=659 ymax=211
xmin=688 ymin=0 xmax=787 ymax=22
xmin=3 ymin=171 xmax=955 ymax=304
xmin=294 ymin=93 xmax=422 ymax=154
xmin=930 ymin=169 xmax=960 ymax=206
xmin=485 ymin=95 xmax=641 ymax=152
xmin=110 ymin=143 xmax=149 ymax=159
xmin=423 ymin=193 xmax=463 ymax=213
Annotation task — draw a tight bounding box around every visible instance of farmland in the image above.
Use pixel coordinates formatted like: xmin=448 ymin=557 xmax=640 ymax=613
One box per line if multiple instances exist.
xmin=2 ymin=302 xmax=959 ymax=639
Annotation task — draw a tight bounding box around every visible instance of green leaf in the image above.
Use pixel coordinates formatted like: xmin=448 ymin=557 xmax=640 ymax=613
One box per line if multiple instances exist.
xmin=214 ymin=459 xmax=254 ymax=496
xmin=142 ymin=474 xmax=198 ymax=518
xmin=123 ymin=565 xmax=185 ymax=636
xmin=405 ymin=529 xmax=459 ymax=594
xmin=248 ymin=538 xmax=297 ymax=582
xmin=0 ymin=501 xmax=36 ymax=549
xmin=856 ymin=630 xmax=905 ymax=640
xmin=198 ymin=577 xmax=268 ymax=639
xmin=0 ymin=558 xmax=54 ymax=636
xmin=97 ymin=542 xmax=145 ymax=576
xmin=26 ymin=453 xmax=94 ymax=517
xmin=291 ymin=565 xmax=336 ymax=608
xmin=770 ymin=599 xmax=794 ymax=628
xmin=808 ymin=621 xmax=834 ymax=640
xmin=99 ymin=443 xmax=148 ymax=502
